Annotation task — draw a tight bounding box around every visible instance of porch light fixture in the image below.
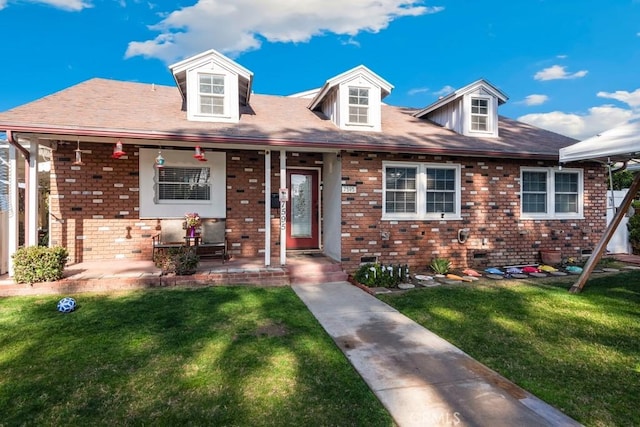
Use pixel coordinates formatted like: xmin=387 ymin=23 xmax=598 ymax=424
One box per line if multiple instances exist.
xmin=193 ymin=145 xmax=207 ymax=162
xmin=73 ymin=139 xmax=85 ymax=165
xmin=112 ymin=140 xmax=126 ymax=159
xmin=155 ymin=150 xmax=165 ymax=168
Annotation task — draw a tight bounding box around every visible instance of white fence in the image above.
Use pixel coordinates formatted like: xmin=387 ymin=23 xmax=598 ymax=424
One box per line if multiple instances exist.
xmin=606 ymin=189 xmax=632 ymax=254
xmin=0 ymin=210 xmax=7 ymax=274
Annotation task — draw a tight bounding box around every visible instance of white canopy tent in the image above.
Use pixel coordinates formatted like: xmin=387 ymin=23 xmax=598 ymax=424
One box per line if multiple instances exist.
xmin=559 ymin=118 xmax=640 ymax=166
xmin=559 ymin=117 xmax=640 ymax=292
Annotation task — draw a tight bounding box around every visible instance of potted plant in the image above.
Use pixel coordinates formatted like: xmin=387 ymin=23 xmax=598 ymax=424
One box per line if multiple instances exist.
xmin=430 ymin=257 xmax=451 ymax=276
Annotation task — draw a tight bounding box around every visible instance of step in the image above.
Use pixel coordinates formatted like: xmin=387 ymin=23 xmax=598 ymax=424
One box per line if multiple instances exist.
xmin=289 ymin=270 xmax=348 ymax=285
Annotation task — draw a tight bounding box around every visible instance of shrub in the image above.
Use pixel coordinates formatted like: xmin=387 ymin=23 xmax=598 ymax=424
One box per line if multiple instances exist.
xmin=628 ymin=201 xmax=640 ymax=255
xmin=430 ymin=257 xmax=451 ymax=275
xmin=154 ymin=247 xmax=199 ymax=275
xmin=353 ymin=263 xmax=409 ymax=288
xmin=12 ymin=246 xmax=68 ymax=284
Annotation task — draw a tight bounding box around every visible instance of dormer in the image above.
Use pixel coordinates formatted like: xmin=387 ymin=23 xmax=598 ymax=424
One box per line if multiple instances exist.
xmin=307 ymin=65 xmax=393 ymax=132
xmin=413 ymin=79 xmax=507 ymax=138
xmin=169 ymin=49 xmax=253 ymax=123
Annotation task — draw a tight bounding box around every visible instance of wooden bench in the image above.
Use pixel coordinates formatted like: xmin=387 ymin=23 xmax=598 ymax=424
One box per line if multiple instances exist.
xmin=197 ymin=218 xmax=228 ymax=262
xmin=151 ymin=219 xmax=186 ymax=258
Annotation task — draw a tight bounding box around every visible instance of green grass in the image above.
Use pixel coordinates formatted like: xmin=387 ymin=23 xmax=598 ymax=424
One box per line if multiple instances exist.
xmin=379 ymin=271 xmax=640 ymax=427
xmin=0 ymin=287 xmax=393 ymax=426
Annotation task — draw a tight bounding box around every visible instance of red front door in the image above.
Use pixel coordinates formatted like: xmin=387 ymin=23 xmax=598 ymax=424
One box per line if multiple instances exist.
xmin=286 ymin=169 xmax=319 ymax=249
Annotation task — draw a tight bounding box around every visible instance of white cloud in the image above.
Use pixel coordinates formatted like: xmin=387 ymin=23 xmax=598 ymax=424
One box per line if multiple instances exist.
xmin=0 ymin=0 xmax=91 ymax=10
xmin=408 ymin=87 xmax=429 ymax=96
xmin=597 ymin=88 xmax=640 ymax=108
xmin=518 ymin=105 xmax=633 ymax=139
xmin=33 ymin=0 xmax=90 ymax=10
xmin=521 ymin=94 xmax=549 ymax=106
xmin=434 ymin=85 xmax=454 ymax=96
xmin=534 ymin=65 xmax=588 ymax=81
xmin=125 ymin=0 xmax=444 ymax=62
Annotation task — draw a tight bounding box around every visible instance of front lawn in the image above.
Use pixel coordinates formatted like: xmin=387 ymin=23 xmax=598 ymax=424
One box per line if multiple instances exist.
xmin=0 ymin=287 xmax=393 ymax=426
xmin=379 ymin=271 xmax=640 ymax=426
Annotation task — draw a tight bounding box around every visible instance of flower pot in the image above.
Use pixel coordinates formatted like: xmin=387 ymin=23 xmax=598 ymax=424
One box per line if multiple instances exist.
xmin=540 ymin=250 xmax=562 ymax=265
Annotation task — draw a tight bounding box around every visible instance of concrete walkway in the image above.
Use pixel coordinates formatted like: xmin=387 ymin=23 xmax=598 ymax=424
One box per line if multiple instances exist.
xmin=292 ymin=281 xmax=582 ymax=427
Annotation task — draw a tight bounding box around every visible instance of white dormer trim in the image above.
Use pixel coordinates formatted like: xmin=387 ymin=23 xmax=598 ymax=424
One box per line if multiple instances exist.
xmin=413 ymin=79 xmax=507 ymax=138
xmin=308 ymin=65 xmax=393 ymax=132
xmin=169 ymin=49 xmax=254 ymax=123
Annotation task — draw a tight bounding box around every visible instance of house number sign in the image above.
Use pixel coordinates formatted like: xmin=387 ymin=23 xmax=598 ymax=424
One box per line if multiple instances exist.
xmin=342 ymin=185 xmax=357 ymax=193
xmin=280 ymin=201 xmax=286 ymax=230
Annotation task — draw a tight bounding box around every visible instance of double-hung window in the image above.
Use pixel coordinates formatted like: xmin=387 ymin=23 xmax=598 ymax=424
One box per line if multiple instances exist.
xmin=383 ymin=162 xmax=461 ymax=220
xmin=470 ymin=97 xmax=489 ymax=131
xmin=348 ymin=87 xmax=369 ymax=124
xmin=157 ymin=166 xmax=211 ymax=203
xmin=198 ymin=74 xmax=225 ymax=116
xmin=521 ymin=167 xmax=582 ymax=218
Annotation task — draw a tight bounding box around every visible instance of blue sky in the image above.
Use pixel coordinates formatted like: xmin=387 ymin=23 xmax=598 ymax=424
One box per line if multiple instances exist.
xmin=1 ymin=0 xmax=639 ymax=140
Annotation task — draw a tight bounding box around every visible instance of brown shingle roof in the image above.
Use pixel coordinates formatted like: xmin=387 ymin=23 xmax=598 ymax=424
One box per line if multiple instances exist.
xmin=0 ymin=78 xmax=577 ymax=158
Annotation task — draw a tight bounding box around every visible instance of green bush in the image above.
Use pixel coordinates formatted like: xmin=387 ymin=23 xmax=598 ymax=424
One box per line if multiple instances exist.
xmin=12 ymin=246 xmax=68 ymax=284
xmin=154 ymin=247 xmax=199 ymax=275
xmin=628 ymin=201 xmax=640 ymax=254
xmin=353 ymin=263 xmax=409 ymax=288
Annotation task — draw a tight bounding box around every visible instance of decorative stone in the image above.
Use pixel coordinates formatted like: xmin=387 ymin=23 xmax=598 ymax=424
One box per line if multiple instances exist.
xmin=397 ymin=283 xmax=415 ymax=290
xmin=529 ymin=272 xmax=548 ymax=278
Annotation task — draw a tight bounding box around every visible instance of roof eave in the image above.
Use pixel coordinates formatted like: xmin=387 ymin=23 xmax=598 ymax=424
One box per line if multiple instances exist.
xmin=2 ymin=124 xmax=563 ymax=161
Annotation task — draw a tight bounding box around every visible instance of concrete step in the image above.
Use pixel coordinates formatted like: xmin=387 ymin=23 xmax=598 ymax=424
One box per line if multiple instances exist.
xmin=290 ymin=270 xmax=348 ymax=285
xmin=287 ymin=261 xmax=348 ymax=285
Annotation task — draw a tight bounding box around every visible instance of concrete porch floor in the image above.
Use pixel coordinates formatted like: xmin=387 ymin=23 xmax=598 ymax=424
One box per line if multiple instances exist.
xmin=0 ymin=252 xmax=342 ymax=296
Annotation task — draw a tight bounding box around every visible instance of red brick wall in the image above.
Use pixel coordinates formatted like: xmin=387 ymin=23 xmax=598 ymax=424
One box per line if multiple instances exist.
xmin=49 ymin=144 xmax=606 ymax=270
xmin=338 ymin=152 xmax=607 ymax=273
xmin=49 ymin=144 xmax=324 ymax=263
xmin=49 ymin=143 xmax=152 ymax=263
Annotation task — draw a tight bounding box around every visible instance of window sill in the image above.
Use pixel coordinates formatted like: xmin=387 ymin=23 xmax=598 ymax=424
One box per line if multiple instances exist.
xmin=382 ymin=214 xmax=462 ymax=221
xmin=520 ymin=214 xmax=584 ymax=220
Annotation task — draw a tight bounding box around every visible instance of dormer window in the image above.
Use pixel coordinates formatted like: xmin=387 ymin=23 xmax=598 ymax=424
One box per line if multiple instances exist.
xmin=169 ymin=49 xmax=253 ymax=124
xmin=306 ymin=65 xmax=393 ymax=132
xmin=198 ymin=74 xmax=225 ymax=116
xmin=348 ymin=87 xmax=369 ymax=124
xmin=470 ymin=98 xmax=489 ymax=131
xmin=412 ymin=79 xmax=507 ymax=138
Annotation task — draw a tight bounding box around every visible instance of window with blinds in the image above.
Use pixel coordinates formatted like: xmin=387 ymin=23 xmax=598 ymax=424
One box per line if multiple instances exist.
xmin=156 ymin=166 xmax=211 ymax=202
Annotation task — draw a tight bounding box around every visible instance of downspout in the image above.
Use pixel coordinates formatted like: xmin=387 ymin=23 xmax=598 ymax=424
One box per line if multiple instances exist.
xmin=6 ymin=130 xmax=30 ymax=161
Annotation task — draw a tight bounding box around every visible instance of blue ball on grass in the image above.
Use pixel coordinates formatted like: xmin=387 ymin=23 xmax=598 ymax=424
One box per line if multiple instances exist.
xmin=57 ymin=297 xmax=76 ymax=313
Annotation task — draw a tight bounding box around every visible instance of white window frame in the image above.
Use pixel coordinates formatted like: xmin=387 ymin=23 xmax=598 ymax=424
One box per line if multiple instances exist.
xmin=520 ymin=167 xmax=583 ymax=219
xmin=382 ymin=161 xmax=462 ymax=221
xmin=348 ymin=86 xmax=369 ymax=125
xmin=198 ymin=73 xmax=225 ymax=117
xmin=138 ymin=149 xmax=226 ymax=219
xmin=155 ymin=166 xmax=212 ymax=205
xmin=470 ymin=96 xmax=490 ymax=132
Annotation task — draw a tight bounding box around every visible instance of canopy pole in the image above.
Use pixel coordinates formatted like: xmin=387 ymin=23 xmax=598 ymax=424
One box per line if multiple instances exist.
xmin=570 ymin=172 xmax=640 ymax=293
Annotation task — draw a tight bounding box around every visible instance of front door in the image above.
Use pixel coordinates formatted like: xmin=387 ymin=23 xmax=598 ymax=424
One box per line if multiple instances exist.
xmin=286 ymin=169 xmax=319 ymax=249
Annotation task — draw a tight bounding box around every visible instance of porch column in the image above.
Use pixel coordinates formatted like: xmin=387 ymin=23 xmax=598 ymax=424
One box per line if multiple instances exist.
xmin=26 ymin=140 xmax=39 ymax=246
xmin=264 ymin=150 xmax=271 ymax=266
xmin=280 ymin=150 xmax=287 ymax=265
xmin=8 ymin=144 xmax=18 ymax=276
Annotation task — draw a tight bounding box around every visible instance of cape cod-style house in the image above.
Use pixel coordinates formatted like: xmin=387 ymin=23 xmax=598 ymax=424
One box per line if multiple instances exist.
xmin=0 ymin=49 xmax=606 ymax=277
